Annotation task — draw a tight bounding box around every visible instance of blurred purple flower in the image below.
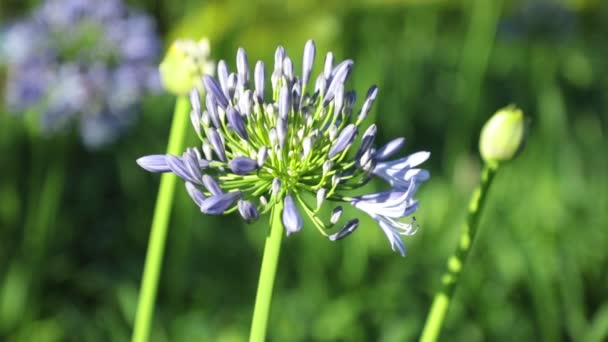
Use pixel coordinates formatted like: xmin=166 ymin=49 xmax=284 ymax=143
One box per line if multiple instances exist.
xmin=1 ymin=0 xmax=161 ymax=148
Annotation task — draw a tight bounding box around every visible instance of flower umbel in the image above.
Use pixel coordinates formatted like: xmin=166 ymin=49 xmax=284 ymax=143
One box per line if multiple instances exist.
xmin=138 ymin=40 xmax=430 ymax=256
xmin=1 ymin=0 xmax=161 ymax=147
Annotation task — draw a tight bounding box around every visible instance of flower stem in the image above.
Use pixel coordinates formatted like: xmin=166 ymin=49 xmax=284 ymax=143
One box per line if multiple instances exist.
xmin=249 ymin=201 xmax=284 ymax=342
xmin=419 ymin=164 xmax=498 ymax=342
xmin=132 ymin=96 xmax=190 ymax=342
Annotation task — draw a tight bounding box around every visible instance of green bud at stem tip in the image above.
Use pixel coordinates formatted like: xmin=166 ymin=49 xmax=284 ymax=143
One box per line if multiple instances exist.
xmin=159 ymin=38 xmax=215 ymax=95
xmin=479 ymin=105 xmax=527 ymax=167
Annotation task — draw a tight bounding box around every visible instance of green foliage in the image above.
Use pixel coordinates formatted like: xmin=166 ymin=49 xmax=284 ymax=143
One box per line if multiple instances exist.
xmin=1 ymin=0 xmax=607 ymax=341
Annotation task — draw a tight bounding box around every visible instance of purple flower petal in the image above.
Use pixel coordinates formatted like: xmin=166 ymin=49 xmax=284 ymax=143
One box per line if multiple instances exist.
xmin=237 ymin=199 xmax=259 ymax=223
xmin=207 ymin=127 xmax=226 ymax=162
xmin=200 ymin=191 xmax=242 ymax=215
xmin=328 ymin=124 xmax=357 ymax=158
xmin=357 ymin=85 xmax=378 ymax=122
xmin=166 ymin=154 xmax=200 ymax=184
xmin=205 ymin=93 xmax=221 ymax=128
xmin=185 ymin=182 xmax=206 ymax=206
xmin=279 ymin=84 xmax=290 ymax=120
xmin=282 ymin=195 xmax=303 ymax=236
xmin=137 ymin=155 xmax=170 ymax=172
xmin=254 ymin=61 xmax=265 ymax=101
xmin=236 ymin=47 xmax=250 ymax=87
xmin=302 ymin=39 xmax=315 ymax=86
xmin=229 ymin=156 xmax=259 ymax=175
xmin=375 ymin=137 xmax=405 ymax=161
xmin=202 ymin=174 xmax=223 ymax=196
xmin=226 ymin=106 xmax=248 ymax=139
xmin=203 ymin=75 xmax=228 ymax=109
xmin=329 ymin=219 xmax=359 ymax=241
xmin=217 ymin=60 xmax=230 ymax=99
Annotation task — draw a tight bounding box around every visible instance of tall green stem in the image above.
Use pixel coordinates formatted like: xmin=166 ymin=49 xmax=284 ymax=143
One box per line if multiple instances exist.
xmin=420 ymin=164 xmax=498 ymax=342
xmin=132 ymin=96 xmax=190 ymax=342
xmin=249 ymin=201 xmax=284 ymax=342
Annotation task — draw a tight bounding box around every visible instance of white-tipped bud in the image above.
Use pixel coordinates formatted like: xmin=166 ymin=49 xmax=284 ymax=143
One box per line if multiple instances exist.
xmin=330 ymin=206 xmax=343 ymax=225
xmin=283 ymin=56 xmax=294 ymax=81
xmin=200 ymin=110 xmax=211 ymax=127
xmin=297 ymin=128 xmax=305 ymax=142
xmin=239 ymin=90 xmax=253 ymax=116
xmin=227 ymin=73 xmax=237 ymax=99
xmin=257 ymin=146 xmax=268 ymax=167
xmin=202 ymin=141 xmax=213 ymax=160
xmin=302 ymin=136 xmax=312 ymax=158
xmin=334 ymin=83 xmax=344 ymax=117
xmin=323 ymin=160 xmax=333 ymax=175
xmin=331 ymin=174 xmax=340 ymax=187
xmin=277 ymin=118 xmax=287 ymax=148
xmin=269 ymin=127 xmax=277 ymax=147
xmin=324 ymin=52 xmax=334 ymax=79
xmin=315 ymin=74 xmax=327 ymax=95
xmin=316 ymin=188 xmax=327 ymax=210
xmin=217 ymin=107 xmax=226 ymax=124
xmin=329 ymin=125 xmax=338 ymax=141
xmin=259 ymin=196 xmax=268 ymax=207
xmin=272 ymin=178 xmax=281 ymax=197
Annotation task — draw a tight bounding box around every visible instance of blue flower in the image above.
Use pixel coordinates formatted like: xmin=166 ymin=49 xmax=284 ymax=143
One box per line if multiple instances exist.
xmin=1 ymin=0 xmax=161 ymax=148
xmin=137 ymin=40 xmax=430 ymax=256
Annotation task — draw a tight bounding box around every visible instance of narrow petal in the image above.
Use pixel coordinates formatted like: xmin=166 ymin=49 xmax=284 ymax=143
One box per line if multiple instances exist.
xmin=207 ymin=128 xmax=226 ymax=162
xmin=202 ymin=174 xmax=223 ymax=196
xmin=166 ymin=154 xmax=200 ymax=184
xmin=282 ymin=195 xmax=303 ymax=236
xmin=323 ymin=59 xmax=353 ymax=104
xmin=205 ymin=93 xmax=221 ymax=128
xmin=328 ymin=124 xmax=357 ymax=158
xmin=136 ymin=155 xmax=170 ymax=173
xmin=375 ymin=137 xmax=405 ymax=161
xmin=185 ymin=182 xmax=206 ymax=206
xmin=203 ymin=75 xmax=228 ymax=109
xmin=376 ymin=216 xmax=407 ymax=256
xmin=200 ymin=191 xmax=242 ymax=215
xmin=226 ymin=106 xmax=248 ymax=139
xmin=357 ymin=85 xmax=378 ymax=122
xmin=329 ymin=219 xmax=359 ymax=241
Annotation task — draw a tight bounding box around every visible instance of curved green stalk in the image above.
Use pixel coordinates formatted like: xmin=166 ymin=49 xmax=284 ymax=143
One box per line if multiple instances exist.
xmin=419 ymin=164 xmax=498 ymax=342
xmin=249 ymin=201 xmax=284 ymax=342
xmin=132 ymin=96 xmax=190 ymax=342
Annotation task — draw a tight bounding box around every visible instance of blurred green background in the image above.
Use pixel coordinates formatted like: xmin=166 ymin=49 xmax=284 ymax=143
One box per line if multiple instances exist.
xmin=1 ymin=0 xmax=607 ymax=341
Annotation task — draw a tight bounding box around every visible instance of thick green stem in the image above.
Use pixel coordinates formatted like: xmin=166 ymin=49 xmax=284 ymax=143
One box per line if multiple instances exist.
xmin=249 ymin=201 xmax=284 ymax=342
xmin=419 ymin=164 xmax=498 ymax=342
xmin=132 ymin=96 xmax=190 ymax=342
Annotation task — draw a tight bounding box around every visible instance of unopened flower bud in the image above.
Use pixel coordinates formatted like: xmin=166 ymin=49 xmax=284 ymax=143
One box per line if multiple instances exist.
xmin=159 ymin=38 xmax=215 ymax=95
xmin=479 ymin=105 xmax=526 ymax=166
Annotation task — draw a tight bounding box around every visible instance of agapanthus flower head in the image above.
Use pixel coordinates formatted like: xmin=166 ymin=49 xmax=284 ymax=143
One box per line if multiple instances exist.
xmin=1 ymin=0 xmax=161 ymax=147
xmin=138 ymin=40 xmax=430 ymax=256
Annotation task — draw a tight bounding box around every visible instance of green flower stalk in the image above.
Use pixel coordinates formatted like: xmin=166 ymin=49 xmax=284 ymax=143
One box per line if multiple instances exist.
xmin=420 ymin=105 xmax=526 ymax=342
xmin=132 ymin=39 xmax=214 ymax=342
xmin=137 ymin=40 xmax=431 ymax=341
